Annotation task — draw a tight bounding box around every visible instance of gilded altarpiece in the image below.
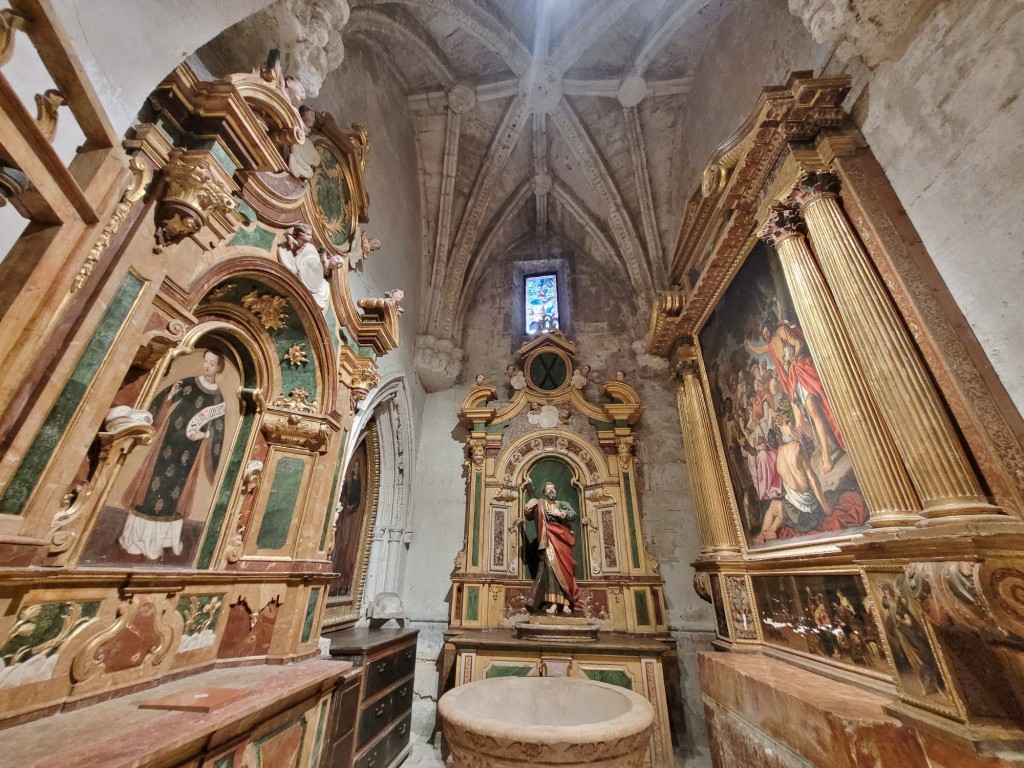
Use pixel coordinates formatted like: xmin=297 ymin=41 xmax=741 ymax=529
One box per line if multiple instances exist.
xmin=648 ymin=72 xmax=1024 ymax=764
xmin=0 ymin=26 xmax=397 ymax=765
xmin=446 ymin=332 xmax=674 ymax=768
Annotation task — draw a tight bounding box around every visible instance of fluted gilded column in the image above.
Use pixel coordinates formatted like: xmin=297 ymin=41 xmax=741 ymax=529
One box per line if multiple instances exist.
xmin=796 ymin=171 xmax=1000 ymax=520
xmin=759 ymin=203 xmax=920 ymax=526
xmin=677 ymin=361 xmax=741 ymax=553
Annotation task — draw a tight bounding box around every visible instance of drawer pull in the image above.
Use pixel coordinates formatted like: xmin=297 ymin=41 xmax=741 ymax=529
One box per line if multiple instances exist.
xmin=399 ymin=723 xmax=408 ymax=736
xmin=376 ymin=661 xmax=387 ymax=674
xmin=375 ymin=703 xmax=386 ymax=717
xmin=399 ymin=687 xmax=409 ymax=698
xmin=368 ymin=758 xmax=376 ymax=768
xmin=404 ymin=649 xmax=414 ymax=660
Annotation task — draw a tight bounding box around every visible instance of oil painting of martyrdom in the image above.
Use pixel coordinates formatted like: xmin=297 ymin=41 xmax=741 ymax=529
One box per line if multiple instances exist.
xmin=699 ymin=242 xmax=868 ymax=547
xmin=80 ymin=346 xmax=242 ymax=567
xmin=330 ymin=438 xmax=370 ymax=597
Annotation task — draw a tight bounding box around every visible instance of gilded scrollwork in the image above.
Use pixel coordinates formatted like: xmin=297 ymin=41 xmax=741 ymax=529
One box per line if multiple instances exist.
xmin=48 ymin=416 xmax=156 ymax=558
xmin=261 ymin=411 xmax=330 ymax=453
xmin=272 ymin=387 xmax=319 ymax=413
xmin=241 ymin=290 xmax=290 ymax=331
xmin=71 ymin=597 xmax=177 ymax=682
xmin=73 ymin=157 xmax=152 ymax=293
xmin=0 ymin=9 xmax=26 ymax=67
xmin=154 ymin=151 xmax=237 ymax=250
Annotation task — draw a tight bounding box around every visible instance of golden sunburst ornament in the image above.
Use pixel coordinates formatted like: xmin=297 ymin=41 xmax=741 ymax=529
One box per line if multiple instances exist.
xmin=283 ymin=343 xmax=309 ymax=367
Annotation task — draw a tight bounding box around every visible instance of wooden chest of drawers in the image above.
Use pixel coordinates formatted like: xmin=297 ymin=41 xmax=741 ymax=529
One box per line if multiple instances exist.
xmin=326 ymin=627 xmax=419 ymax=768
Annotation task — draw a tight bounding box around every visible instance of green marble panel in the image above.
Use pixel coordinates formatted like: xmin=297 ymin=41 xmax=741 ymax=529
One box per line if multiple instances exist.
xmin=212 ymin=756 xmax=234 ymax=768
xmin=0 ymin=601 xmax=99 ymax=681
xmin=634 ymin=590 xmax=651 ymax=627
xmin=196 ymin=405 xmax=255 ymax=569
xmin=485 ymin=664 xmax=533 ymax=679
xmin=228 ymin=224 xmax=276 ymax=251
xmin=310 ymin=699 xmax=329 ymax=768
xmin=176 ymin=594 xmax=224 ymax=638
xmin=584 ymin=668 xmax=633 ymax=689
xmin=471 ymin=476 xmax=481 ymax=567
xmin=466 ymin=586 xmax=480 ymax=622
xmin=0 ymin=274 xmax=142 ymax=515
xmin=257 ymin=457 xmax=306 ymax=550
xmin=301 ymin=587 xmax=321 ymax=643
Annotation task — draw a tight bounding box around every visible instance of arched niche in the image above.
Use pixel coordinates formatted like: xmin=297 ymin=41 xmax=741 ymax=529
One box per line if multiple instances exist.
xmin=493 ymin=432 xmax=609 ymax=581
xmin=75 ymin=320 xmax=263 ymax=570
xmin=522 ymin=456 xmax=586 ymax=582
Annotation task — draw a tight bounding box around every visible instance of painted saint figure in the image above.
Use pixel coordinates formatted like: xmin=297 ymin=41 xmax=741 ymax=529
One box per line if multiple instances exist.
xmin=746 ymin=314 xmax=844 ymax=473
xmin=524 ymin=482 xmax=581 ymax=615
xmin=119 ymin=349 xmax=226 ymax=560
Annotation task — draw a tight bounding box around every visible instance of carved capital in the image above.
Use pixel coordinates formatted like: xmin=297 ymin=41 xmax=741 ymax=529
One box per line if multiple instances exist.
xmin=758 ymin=203 xmax=806 ymax=247
xmin=795 ymin=169 xmax=842 ymax=206
xmin=154 ymin=151 xmax=237 ymax=249
xmin=465 ymin=437 xmax=486 ymax=471
xmin=261 ymin=410 xmax=330 ymax=453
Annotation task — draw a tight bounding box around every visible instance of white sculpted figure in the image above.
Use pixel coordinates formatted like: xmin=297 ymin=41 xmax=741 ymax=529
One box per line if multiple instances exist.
xmin=288 ymin=106 xmax=322 ymax=181
xmin=279 ymin=223 xmax=342 ymax=310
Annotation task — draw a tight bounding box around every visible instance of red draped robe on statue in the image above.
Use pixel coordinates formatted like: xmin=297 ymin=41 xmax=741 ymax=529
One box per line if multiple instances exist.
xmin=526 ymin=499 xmax=581 ymax=611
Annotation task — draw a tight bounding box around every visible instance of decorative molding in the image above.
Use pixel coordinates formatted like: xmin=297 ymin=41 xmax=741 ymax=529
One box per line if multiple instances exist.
xmin=73 ymin=157 xmax=151 ymax=293
xmin=261 ymin=410 xmax=331 ymax=453
xmin=153 ymin=150 xmax=238 ymax=250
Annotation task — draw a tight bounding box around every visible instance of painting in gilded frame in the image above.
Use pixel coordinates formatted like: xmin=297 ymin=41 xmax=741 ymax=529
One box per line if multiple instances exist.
xmin=80 ymin=345 xmax=243 ymax=567
xmin=698 ymin=241 xmax=869 ymax=548
xmin=752 ymin=573 xmax=888 ymax=674
xmin=330 ymin=435 xmax=372 ymax=597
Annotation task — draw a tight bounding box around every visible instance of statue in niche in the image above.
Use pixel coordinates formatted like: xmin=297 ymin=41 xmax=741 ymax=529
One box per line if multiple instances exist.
xmin=278 ymin=223 xmax=343 ymax=310
xmin=117 ymin=349 xmax=228 ymax=561
xmin=524 ymin=481 xmax=581 ymax=615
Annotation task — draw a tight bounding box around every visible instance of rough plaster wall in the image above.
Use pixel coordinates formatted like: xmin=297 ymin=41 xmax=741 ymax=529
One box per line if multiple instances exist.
xmin=53 ymin=0 xmax=276 ymax=135
xmin=841 ymin=0 xmax=1024 ymax=414
xmin=673 ymin=0 xmax=834 ymax=242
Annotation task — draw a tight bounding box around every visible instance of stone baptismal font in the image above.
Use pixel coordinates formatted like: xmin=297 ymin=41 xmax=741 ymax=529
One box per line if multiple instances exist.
xmin=438 ymin=677 xmax=654 ymax=768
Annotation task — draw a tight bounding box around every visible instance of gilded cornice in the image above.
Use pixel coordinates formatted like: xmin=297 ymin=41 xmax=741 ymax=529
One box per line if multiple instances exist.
xmin=647 ymin=72 xmax=851 ymax=357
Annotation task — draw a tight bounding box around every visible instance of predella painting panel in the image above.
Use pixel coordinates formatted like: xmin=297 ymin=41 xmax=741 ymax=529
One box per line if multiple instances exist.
xmin=866 ymin=572 xmax=954 ymax=708
xmin=752 ymin=573 xmax=889 ymax=675
xmin=699 ymin=242 xmax=869 ymax=548
xmin=80 ymin=346 xmax=242 ymax=567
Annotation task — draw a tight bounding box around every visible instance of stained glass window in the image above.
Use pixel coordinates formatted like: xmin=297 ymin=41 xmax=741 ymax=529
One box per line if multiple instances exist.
xmin=524 ymin=273 xmax=559 ymax=334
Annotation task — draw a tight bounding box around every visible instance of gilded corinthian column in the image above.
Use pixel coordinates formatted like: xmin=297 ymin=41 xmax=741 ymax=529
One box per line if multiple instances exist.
xmin=677 ymin=361 xmax=740 ymax=553
xmin=796 ymin=171 xmax=1000 ymax=520
xmin=759 ymin=204 xmax=920 ymax=526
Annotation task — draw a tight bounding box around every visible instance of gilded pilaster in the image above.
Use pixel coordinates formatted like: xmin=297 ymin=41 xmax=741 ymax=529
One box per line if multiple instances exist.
xmin=760 ymin=204 xmax=920 ymax=526
xmin=677 ymin=361 xmax=740 ymax=553
xmin=796 ymin=171 xmax=999 ymax=520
